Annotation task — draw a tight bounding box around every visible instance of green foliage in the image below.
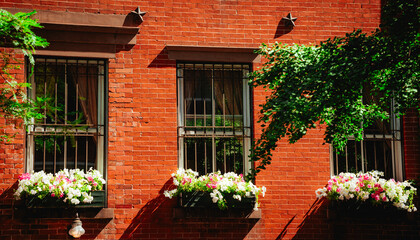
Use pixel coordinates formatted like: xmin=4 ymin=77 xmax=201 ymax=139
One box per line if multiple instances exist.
xmin=248 ymin=0 xmax=419 ymax=178
xmin=0 ymin=9 xmax=48 ymax=64
xmin=0 ymin=9 xmax=48 ymax=141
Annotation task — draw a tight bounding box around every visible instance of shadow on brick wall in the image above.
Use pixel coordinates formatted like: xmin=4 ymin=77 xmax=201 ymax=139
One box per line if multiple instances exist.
xmin=148 ymin=48 xmax=175 ymax=68
xmin=121 ymin=178 xmax=259 ymax=240
xmin=274 ymin=18 xmax=294 ymax=39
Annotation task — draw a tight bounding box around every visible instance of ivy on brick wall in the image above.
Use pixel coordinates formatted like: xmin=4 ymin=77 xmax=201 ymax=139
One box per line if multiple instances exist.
xmin=0 ymin=9 xmax=48 ymax=141
xmin=248 ymin=0 xmax=419 ymax=179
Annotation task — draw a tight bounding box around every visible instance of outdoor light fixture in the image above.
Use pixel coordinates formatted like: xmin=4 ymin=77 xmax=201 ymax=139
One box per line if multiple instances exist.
xmin=282 ymin=13 xmax=297 ymax=27
xmin=69 ymin=213 xmax=85 ymax=239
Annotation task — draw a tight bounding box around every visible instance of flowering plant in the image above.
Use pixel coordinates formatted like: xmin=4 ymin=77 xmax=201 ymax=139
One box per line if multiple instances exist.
xmin=164 ymin=168 xmax=266 ymax=210
xmin=316 ymin=171 xmax=417 ymax=212
xmin=14 ymin=168 xmax=106 ymax=206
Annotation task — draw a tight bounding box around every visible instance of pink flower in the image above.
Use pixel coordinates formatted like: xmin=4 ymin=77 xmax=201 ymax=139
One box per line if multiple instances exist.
xmin=93 ymin=182 xmax=98 ymax=187
xmin=355 ymin=187 xmax=360 ymax=192
xmin=368 ymin=184 xmax=372 ymax=188
xmin=60 ymin=193 xmax=64 ymax=198
xmin=337 ymin=187 xmax=341 ymax=192
xmin=87 ymin=176 xmax=94 ymax=182
xmin=327 ymin=186 xmax=332 ymax=191
xmin=51 ymin=193 xmax=55 ymax=197
xmin=19 ymin=173 xmax=31 ymax=181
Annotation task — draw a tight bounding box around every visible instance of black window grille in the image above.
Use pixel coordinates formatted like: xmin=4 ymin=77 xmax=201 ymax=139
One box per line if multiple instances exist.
xmin=331 ymin=99 xmax=403 ymax=179
xmin=26 ymin=57 xmax=106 ymax=173
xmin=177 ymin=63 xmax=252 ymax=175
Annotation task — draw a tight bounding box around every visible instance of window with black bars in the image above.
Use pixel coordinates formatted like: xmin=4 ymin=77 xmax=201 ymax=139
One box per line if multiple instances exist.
xmin=177 ymin=63 xmax=252 ymax=175
xmin=26 ymin=57 xmax=106 ymax=174
xmin=331 ymin=99 xmax=403 ymax=180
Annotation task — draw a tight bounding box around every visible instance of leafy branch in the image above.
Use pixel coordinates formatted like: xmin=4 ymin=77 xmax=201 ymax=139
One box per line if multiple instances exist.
xmin=0 ymin=9 xmax=48 ymax=141
xmin=248 ymin=0 xmax=419 ymax=179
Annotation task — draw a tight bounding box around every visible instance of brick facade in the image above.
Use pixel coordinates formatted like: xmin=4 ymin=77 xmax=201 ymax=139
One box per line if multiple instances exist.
xmin=0 ymin=0 xmax=419 ymax=239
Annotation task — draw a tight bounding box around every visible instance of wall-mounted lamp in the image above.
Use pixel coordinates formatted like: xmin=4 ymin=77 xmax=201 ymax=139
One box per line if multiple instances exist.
xmin=282 ymin=13 xmax=297 ymax=27
xmin=69 ymin=213 xmax=85 ymax=239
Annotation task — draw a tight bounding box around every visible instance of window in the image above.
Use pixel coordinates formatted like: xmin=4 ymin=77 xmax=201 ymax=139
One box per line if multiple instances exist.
xmin=331 ymin=100 xmax=403 ymax=180
xmin=177 ymin=63 xmax=252 ymax=175
xmin=26 ymin=57 xmax=106 ymax=174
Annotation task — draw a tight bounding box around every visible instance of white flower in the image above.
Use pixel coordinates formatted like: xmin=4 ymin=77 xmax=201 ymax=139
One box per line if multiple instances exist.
xmin=71 ymin=198 xmax=80 ymax=205
xmin=233 ymin=194 xmax=241 ymax=201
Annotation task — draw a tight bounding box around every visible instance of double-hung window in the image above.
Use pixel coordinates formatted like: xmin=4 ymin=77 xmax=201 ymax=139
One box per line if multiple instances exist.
xmin=177 ymin=63 xmax=252 ymax=175
xmin=331 ymin=99 xmax=403 ymax=180
xmin=26 ymin=57 xmax=106 ymax=174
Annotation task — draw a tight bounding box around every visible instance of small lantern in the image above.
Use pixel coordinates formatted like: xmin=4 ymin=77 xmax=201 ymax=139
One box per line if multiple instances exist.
xmin=69 ymin=213 xmax=85 ymax=238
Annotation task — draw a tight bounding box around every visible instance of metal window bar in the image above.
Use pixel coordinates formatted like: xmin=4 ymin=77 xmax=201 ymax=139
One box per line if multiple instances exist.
xmin=178 ymin=63 xmax=251 ymax=174
xmin=332 ymin=124 xmax=402 ymax=179
xmin=28 ymin=57 xmax=105 ymax=173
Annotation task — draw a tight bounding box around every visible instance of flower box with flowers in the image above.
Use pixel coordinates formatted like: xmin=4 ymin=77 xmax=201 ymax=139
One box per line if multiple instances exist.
xmin=164 ymin=169 xmax=266 ymax=210
xmin=316 ymin=171 xmax=417 ymax=219
xmin=14 ymin=168 xmax=106 ymax=208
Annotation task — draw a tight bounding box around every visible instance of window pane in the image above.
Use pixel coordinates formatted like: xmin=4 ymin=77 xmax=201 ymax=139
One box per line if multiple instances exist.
xmin=28 ymin=57 xmax=105 ymax=173
xmin=178 ymin=62 xmax=251 ymax=174
xmin=34 ymin=136 xmax=44 ymax=172
xmin=76 ymin=136 xmax=87 ymax=170
xmin=66 ymin=136 xmax=76 ymax=169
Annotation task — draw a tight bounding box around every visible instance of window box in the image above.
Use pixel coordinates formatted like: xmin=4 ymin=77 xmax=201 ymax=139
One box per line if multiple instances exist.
xmin=326 ymin=199 xmax=416 ymax=221
xmin=180 ymin=191 xmax=256 ymax=209
xmin=21 ymin=190 xmax=105 ymax=208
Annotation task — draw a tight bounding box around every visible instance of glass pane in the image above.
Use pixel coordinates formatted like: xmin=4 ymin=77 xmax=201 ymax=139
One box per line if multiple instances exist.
xmin=76 ymin=136 xmax=87 ymax=170
xmin=43 ymin=136 xmax=55 ymax=173
xmin=67 ymin=64 xmax=78 ymax=123
xmin=34 ymin=136 xmax=44 ymax=172
xmin=44 ymin=74 xmax=57 ymax=124
xmin=88 ymin=136 xmax=97 ymax=169
xmin=184 ymin=138 xmax=212 ymax=175
xmin=56 ymin=64 xmax=66 ymax=124
xmin=215 ymin=138 xmax=243 ymax=174
xmin=66 ymin=136 xmax=76 ymax=169
xmin=55 ymin=136 xmax=65 ymax=171
xmin=185 ymin=138 xmax=196 ymax=171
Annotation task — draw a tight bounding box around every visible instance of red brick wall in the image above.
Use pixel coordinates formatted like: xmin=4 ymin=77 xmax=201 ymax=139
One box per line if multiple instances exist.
xmin=1 ymin=0 xmax=419 ymax=239
xmin=404 ymin=108 xmax=420 ymax=180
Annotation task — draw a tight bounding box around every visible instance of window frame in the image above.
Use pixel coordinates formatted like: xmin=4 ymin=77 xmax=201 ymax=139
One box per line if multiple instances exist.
xmin=176 ymin=62 xmax=253 ymax=175
xmin=330 ymin=100 xmax=404 ymax=180
xmin=25 ymin=56 xmax=108 ymax=176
